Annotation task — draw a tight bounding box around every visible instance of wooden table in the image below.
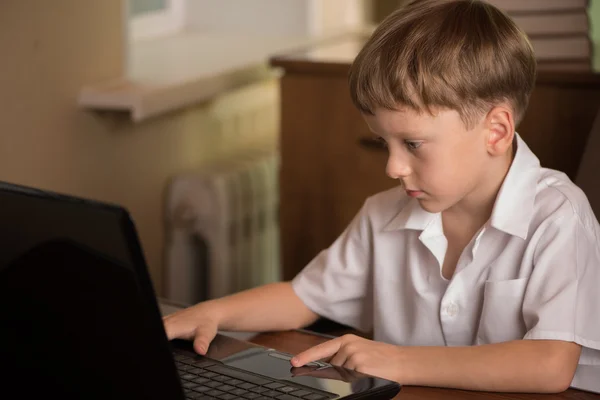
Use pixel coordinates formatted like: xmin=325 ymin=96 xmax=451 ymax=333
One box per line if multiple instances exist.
xmin=247 ymin=330 xmax=600 ymax=400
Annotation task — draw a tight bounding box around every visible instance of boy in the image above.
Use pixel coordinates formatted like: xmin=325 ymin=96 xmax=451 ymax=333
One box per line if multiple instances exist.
xmin=164 ymin=0 xmax=600 ymax=393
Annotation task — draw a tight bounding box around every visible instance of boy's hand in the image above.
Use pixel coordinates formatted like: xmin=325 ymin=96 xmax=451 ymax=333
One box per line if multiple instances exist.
xmin=162 ymin=302 xmax=220 ymax=355
xmin=291 ymin=334 xmax=402 ymax=383
xmin=290 ymin=365 xmax=358 ymax=383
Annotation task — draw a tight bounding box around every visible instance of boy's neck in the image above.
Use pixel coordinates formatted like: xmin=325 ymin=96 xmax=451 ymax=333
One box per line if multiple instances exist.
xmin=443 ymin=143 xmax=515 ymax=231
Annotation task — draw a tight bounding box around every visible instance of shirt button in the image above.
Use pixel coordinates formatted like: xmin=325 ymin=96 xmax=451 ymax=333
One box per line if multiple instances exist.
xmin=446 ymin=302 xmax=459 ymax=317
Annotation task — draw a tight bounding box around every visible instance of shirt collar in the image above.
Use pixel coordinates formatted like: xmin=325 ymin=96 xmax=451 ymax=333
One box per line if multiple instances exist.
xmin=383 ymin=196 xmax=437 ymax=232
xmin=489 ymin=133 xmax=540 ymax=239
xmin=382 ymin=133 xmax=540 ymax=239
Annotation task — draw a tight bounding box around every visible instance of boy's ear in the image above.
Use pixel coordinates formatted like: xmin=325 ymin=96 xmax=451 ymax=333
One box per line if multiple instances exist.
xmin=485 ymin=105 xmax=515 ymax=156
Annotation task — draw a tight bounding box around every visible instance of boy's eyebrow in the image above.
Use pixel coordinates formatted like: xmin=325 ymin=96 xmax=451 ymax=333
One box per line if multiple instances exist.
xmin=371 ymin=129 xmax=429 ymax=140
xmin=398 ymin=131 xmax=428 ymax=140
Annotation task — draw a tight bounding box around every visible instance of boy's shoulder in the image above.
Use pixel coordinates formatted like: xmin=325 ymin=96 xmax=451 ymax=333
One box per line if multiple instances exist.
xmin=535 ymin=168 xmax=599 ymax=235
xmin=361 ymin=186 xmax=412 ymax=229
xmin=364 ymin=185 xmax=409 ymax=206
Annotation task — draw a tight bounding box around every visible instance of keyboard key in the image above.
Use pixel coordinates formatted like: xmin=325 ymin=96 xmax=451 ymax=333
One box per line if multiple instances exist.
xmin=175 ymin=355 xmax=194 ymax=364
xmin=264 ymin=382 xmax=285 ymax=389
xmin=217 ymin=384 xmax=235 ymax=392
xmin=206 ymin=381 xmax=222 ymax=388
xmin=193 ymin=358 xmax=217 ymax=368
xmin=207 ymin=389 xmax=225 ymax=397
xmin=192 ymin=377 xmax=209 ymax=385
xmin=289 ymin=390 xmax=311 ymax=397
xmin=249 ymin=387 xmax=269 ymax=394
xmin=177 ymin=363 xmax=191 ymax=371
xmin=303 ymin=394 xmax=328 ymax=400
xmin=277 ymin=386 xmax=296 ymax=393
xmin=228 ymin=379 xmax=243 ymax=386
xmin=188 ymin=368 xmax=204 ymax=374
xmin=229 ymin=388 xmax=249 ymax=396
xmin=262 ymin=390 xmax=281 ymax=397
xmin=217 ymin=394 xmax=238 ymax=400
xmin=192 ymin=385 xmax=212 ymax=393
xmin=181 ymin=374 xmax=197 ymax=381
xmin=181 ymin=382 xmax=199 ymax=389
xmin=238 ymin=382 xmax=256 ymax=390
xmin=241 ymin=393 xmax=260 ymax=399
xmin=275 ymin=395 xmax=303 ymax=400
xmin=206 ymin=365 xmax=273 ymax=386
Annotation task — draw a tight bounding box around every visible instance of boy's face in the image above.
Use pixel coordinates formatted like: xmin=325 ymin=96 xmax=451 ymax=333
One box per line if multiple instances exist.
xmin=363 ymin=107 xmax=496 ymax=214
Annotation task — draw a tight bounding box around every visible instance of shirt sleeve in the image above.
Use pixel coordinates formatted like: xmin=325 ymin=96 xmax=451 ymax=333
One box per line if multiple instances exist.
xmin=291 ymin=199 xmax=374 ymax=332
xmin=522 ymin=207 xmax=600 ymax=359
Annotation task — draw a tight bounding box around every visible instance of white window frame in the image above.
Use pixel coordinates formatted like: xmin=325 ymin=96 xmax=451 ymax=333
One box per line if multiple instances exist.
xmin=128 ymin=0 xmax=185 ymax=41
xmin=308 ymin=0 xmax=365 ymax=36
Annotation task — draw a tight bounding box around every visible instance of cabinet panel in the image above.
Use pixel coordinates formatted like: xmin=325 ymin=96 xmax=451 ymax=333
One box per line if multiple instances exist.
xmin=279 ymin=74 xmax=395 ymax=280
xmin=517 ymin=85 xmax=600 ymax=178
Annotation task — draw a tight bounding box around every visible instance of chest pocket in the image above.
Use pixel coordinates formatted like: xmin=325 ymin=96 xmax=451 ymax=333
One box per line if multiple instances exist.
xmin=476 ymin=278 xmax=528 ymax=345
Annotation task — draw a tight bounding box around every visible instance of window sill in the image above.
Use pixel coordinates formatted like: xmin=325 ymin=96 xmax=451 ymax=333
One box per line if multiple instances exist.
xmin=78 ymin=29 xmax=369 ymax=122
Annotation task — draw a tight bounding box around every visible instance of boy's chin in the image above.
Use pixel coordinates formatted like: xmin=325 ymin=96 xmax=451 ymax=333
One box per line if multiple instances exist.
xmin=416 ymin=198 xmax=434 ymax=212
xmin=417 ymin=198 xmax=445 ymax=214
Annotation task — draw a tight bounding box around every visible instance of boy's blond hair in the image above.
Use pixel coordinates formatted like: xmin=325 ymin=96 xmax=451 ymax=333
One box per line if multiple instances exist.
xmin=349 ymin=0 xmax=536 ymax=128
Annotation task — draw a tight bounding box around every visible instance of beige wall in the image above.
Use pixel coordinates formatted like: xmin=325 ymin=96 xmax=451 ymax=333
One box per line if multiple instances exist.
xmin=0 ymin=0 xmax=278 ymax=295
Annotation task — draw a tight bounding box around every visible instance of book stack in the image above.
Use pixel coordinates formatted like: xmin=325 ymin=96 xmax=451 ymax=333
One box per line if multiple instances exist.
xmin=485 ymin=0 xmax=592 ymax=71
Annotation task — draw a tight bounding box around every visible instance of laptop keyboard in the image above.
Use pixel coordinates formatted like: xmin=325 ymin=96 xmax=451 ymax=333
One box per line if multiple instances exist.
xmin=174 ymin=350 xmax=334 ymax=400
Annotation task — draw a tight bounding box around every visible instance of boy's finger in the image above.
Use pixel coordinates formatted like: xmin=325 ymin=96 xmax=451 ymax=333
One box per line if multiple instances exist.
xmin=291 ymin=338 xmax=342 ymax=367
xmin=162 ymin=321 xmax=178 ymax=340
xmin=163 ymin=317 xmax=194 ymax=341
xmin=193 ymin=328 xmax=216 ymax=355
xmin=193 ymin=337 xmax=208 ymax=355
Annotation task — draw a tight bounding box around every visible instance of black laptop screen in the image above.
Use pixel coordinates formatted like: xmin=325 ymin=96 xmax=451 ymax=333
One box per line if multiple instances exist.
xmin=0 ymin=184 xmax=184 ymax=400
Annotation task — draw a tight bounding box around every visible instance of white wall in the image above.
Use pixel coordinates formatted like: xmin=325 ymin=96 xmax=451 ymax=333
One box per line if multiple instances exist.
xmin=0 ymin=0 xmax=279 ymax=295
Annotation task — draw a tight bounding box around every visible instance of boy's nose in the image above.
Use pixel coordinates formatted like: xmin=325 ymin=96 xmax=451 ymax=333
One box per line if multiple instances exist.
xmin=386 ymin=155 xmax=412 ymax=179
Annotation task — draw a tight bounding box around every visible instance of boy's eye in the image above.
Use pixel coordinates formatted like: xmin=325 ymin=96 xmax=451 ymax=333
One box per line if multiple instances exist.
xmin=405 ymin=140 xmax=422 ymax=150
xmin=375 ymin=136 xmax=388 ymax=147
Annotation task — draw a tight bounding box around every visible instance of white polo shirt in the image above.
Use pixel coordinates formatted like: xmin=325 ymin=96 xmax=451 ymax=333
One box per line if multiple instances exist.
xmin=292 ymin=134 xmax=600 ymax=391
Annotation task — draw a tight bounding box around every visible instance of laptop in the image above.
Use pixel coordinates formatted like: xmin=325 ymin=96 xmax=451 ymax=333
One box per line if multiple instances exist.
xmin=0 ymin=180 xmax=401 ymax=400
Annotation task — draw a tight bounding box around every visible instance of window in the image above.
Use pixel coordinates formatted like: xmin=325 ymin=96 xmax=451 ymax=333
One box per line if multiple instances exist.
xmin=128 ymin=0 xmax=185 ymax=41
xmin=127 ymin=0 xmax=365 ymax=41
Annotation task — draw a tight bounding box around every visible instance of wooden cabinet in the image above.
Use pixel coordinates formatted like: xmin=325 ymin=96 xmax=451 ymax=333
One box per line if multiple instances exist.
xmin=271 ymin=35 xmax=600 ymax=281
xmin=276 ymin=72 xmax=394 ymax=281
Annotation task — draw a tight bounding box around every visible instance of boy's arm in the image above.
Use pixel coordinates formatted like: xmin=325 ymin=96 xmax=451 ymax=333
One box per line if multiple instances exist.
xmin=164 ymin=282 xmax=320 ymax=353
xmin=397 ymin=339 xmax=581 ymax=393
xmin=293 ymin=335 xmax=581 ymax=393
xmin=211 ymin=281 xmax=320 ymax=332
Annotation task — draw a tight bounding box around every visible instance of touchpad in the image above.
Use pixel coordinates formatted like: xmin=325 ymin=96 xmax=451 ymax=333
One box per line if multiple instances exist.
xmin=221 ymin=348 xmax=364 ymax=396
xmin=221 ymin=348 xmax=298 ymax=380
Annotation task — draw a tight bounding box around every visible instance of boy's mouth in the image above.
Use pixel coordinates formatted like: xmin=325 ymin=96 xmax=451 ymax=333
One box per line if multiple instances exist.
xmin=406 ymin=190 xmax=424 ymax=198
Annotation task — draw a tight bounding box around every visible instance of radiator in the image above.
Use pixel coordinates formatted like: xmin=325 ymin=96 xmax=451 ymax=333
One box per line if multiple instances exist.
xmin=163 ymin=149 xmax=280 ymax=304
